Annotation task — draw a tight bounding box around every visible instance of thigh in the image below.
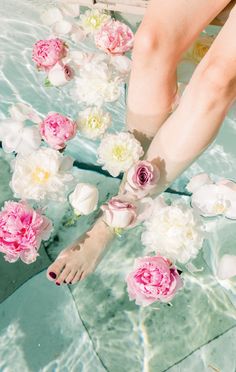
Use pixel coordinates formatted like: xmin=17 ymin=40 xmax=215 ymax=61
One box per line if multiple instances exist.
xmin=140 ymin=0 xmax=232 ymax=56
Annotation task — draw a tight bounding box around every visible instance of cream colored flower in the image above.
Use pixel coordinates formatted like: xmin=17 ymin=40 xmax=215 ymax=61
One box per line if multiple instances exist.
xmin=186 ymin=173 xmax=213 ymax=193
xmin=187 ymin=35 xmax=215 ymax=63
xmin=97 ymin=132 xmax=144 ymax=177
xmin=79 ymin=9 xmax=111 ymax=34
xmin=77 ymin=107 xmax=111 ymax=140
xmin=11 ymin=148 xmax=74 ymax=201
xmin=142 ymin=199 xmax=204 ymax=264
xmin=69 ymin=183 xmax=99 ymax=215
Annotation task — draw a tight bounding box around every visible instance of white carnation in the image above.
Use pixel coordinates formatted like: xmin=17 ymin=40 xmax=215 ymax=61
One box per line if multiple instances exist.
xmin=142 ymin=199 xmax=204 ymax=264
xmin=11 ymin=148 xmax=74 ymax=201
xmin=97 ymin=132 xmax=144 ymax=177
xmin=77 ymin=107 xmax=111 ymax=139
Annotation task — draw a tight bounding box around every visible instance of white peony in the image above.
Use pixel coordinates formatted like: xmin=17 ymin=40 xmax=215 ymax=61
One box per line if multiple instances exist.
xmin=110 ymin=55 xmax=132 ymax=80
xmin=58 ymin=0 xmax=80 ymax=18
xmin=191 ymin=183 xmax=236 ymax=219
xmin=77 ymin=107 xmax=111 ymax=140
xmin=40 ymin=7 xmax=63 ymax=26
xmin=97 ymin=132 xmax=144 ymax=177
xmin=79 ymin=9 xmax=111 ymax=34
xmin=11 ymin=148 xmax=74 ymax=201
xmin=69 ymin=183 xmax=99 ymax=215
xmin=74 ymin=76 xmax=121 ymax=106
xmin=0 ymin=119 xmax=41 ymax=156
xmin=142 ymin=198 xmax=204 ymax=264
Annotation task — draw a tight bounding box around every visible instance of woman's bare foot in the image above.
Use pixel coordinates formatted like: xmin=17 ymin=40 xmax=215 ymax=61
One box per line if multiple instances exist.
xmin=46 ymin=218 xmax=114 ymax=285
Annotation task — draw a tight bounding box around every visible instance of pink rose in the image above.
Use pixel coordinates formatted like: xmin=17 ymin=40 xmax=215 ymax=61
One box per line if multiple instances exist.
xmin=40 ymin=112 xmax=77 ymax=150
xmin=101 ymin=196 xmax=137 ymax=229
xmin=94 ymin=20 xmax=134 ymax=55
xmin=0 ymin=201 xmax=52 ymax=264
xmin=126 ymin=255 xmax=183 ymax=306
xmin=32 ymin=38 xmax=67 ymax=71
xmin=125 ymin=161 xmax=160 ymax=198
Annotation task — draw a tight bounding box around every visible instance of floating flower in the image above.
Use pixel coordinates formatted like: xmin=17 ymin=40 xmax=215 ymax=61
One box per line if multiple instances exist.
xmin=40 ymin=112 xmax=76 ymax=150
xmin=124 ymin=160 xmax=160 ymax=199
xmin=9 ymin=103 xmax=41 ymax=124
xmin=126 ymin=255 xmax=183 ymax=306
xmin=69 ymin=183 xmax=99 ymax=215
xmin=77 ymin=107 xmax=111 ymax=140
xmin=47 ymin=63 xmax=74 ymax=87
xmin=0 ymin=201 xmax=52 ymax=264
xmin=97 ymin=132 xmax=144 ymax=177
xmin=142 ymin=199 xmax=204 ymax=264
xmin=186 ymin=172 xmax=213 ymax=193
xmin=110 ymin=55 xmax=131 ymax=80
xmin=95 ymin=19 xmax=134 ymax=55
xmin=101 ymin=196 xmax=137 ymax=229
xmin=191 ymin=183 xmax=236 ymax=219
xmin=11 ymin=148 xmax=74 ymax=201
xmin=0 ymin=119 xmax=41 ymax=156
xmin=58 ymin=0 xmax=81 ymax=17
xmin=40 ymin=7 xmax=63 ymax=26
xmin=217 ymin=254 xmax=236 ymax=280
xmin=187 ymin=34 xmax=215 ymax=64
xmin=79 ymin=9 xmax=111 ymax=34
xmin=32 ymin=38 xmax=67 ymax=71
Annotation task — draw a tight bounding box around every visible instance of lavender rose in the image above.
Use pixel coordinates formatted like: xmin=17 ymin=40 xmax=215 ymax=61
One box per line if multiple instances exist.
xmin=125 ymin=160 xmax=160 ymax=198
xmin=126 ymin=255 xmax=183 ymax=306
xmin=101 ymin=196 xmax=137 ymax=229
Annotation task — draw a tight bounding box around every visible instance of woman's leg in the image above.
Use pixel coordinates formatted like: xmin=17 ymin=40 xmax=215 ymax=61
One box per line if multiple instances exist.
xmin=46 ymin=0 xmax=231 ymax=285
xmin=146 ymin=5 xmax=236 ymax=194
xmin=127 ymin=0 xmax=231 ymax=141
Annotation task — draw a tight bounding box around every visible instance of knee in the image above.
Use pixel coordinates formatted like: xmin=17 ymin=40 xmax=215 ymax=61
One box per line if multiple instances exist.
xmin=198 ymin=60 xmax=236 ymax=99
xmin=132 ymin=24 xmax=181 ymax=63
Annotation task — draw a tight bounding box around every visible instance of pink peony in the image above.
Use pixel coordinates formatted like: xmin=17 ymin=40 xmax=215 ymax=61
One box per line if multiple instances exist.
xmin=126 ymin=255 xmax=183 ymax=306
xmin=0 ymin=201 xmax=52 ymax=264
xmin=101 ymin=196 xmax=137 ymax=229
xmin=40 ymin=112 xmax=77 ymax=150
xmin=94 ymin=20 xmax=134 ymax=55
xmin=32 ymin=38 xmax=67 ymax=71
xmin=125 ymin=161 xmax=160 ymax=199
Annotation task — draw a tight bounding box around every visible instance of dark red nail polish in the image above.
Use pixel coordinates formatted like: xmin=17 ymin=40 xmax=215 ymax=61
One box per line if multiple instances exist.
xmin=63 ymin=280 xmax=67 ymax=284
xmin=56 ymin=282 xmax=60 ymax=286
xmin=69 ymin=282 xmax=72 ymax=284
xmin=49 ymin=272 xmax=57 ymax=279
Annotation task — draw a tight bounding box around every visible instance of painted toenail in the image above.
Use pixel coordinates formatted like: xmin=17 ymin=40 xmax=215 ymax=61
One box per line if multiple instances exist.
xmin=56 ymin=282 xmax=60 ymax=286
xmin=49 ymin=272 xmax=57 ymax=279
xmin=63 ymin=280 xmax=67 ymax=284
xmin=69 ymin=282 xmax=72 ymax=284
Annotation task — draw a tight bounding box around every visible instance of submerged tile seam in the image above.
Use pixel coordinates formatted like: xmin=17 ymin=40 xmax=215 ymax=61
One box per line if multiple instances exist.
xmin=68 ymin=288 xmax=109 ymax=372
xmin=162 ymin=324 xmax=236 ymax=372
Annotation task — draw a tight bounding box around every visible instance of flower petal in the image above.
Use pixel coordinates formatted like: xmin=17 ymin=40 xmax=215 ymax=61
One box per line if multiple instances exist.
xmin=217 ymin=254 xmax=236 ymax=280
xmin=40 ymin=7 xmax=63 ymax=26
xmin=186 ymin=173 xmax=212 ymax=193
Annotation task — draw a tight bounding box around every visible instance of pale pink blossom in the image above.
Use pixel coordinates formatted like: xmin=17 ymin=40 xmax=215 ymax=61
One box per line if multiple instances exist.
xmin=101 ymin=196 xmax=137 ymax=229
xmin=32 ymin=38 xmax=67 ymax=71
xmin=47 ymin=63 xmax=74 ymax=86
xmin=125 ymin=161 xmax=160 ymax=199
xmin=0 ymin=201 xmax=52 ymax=264
xmin=94 ymin=20 xmax=134 ymax=55
xmin=40 ymin=112 xmax=77 ymax=150
xmin=126 ymin=255 xmax=183 ymax=306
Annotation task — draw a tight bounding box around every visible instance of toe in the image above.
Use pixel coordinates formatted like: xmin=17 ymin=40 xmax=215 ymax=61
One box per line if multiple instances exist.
xmin=71 ymin=271 xmax=83 ymax=285
xmin=47 ymin=259 xmax=65 ymax=282
xmin=56 ymin=266 xmax=72 ymax=285
xmin=65 ymin=270 xmax=80 ymax=285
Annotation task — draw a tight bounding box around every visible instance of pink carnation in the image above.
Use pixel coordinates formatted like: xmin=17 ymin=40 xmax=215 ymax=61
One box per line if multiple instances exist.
xmin=32 ymin=38 xmax=67 ymax=71
xmin=94 ymin=20 xmax=134 ymax=55
xmin=0 ymin=201 xmax=53 ymax=264
xmin=126 ymin=255 xmax=183 ymax=306
xmin=40 ymin=113 xmax=77 ymax=150
xmin=125 ymin=161 xmax=160 ymax=199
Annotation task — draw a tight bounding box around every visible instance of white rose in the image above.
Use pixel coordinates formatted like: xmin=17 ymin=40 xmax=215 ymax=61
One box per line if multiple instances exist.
xmin=48 ymin=63 xmax=74 ymax=87
xmin=69 ymin=183 xmax=99 ymax=215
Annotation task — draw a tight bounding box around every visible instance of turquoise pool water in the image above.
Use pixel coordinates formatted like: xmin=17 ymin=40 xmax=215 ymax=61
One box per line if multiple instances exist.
xmin=0 ymin=1 xmax=236 ymax=371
